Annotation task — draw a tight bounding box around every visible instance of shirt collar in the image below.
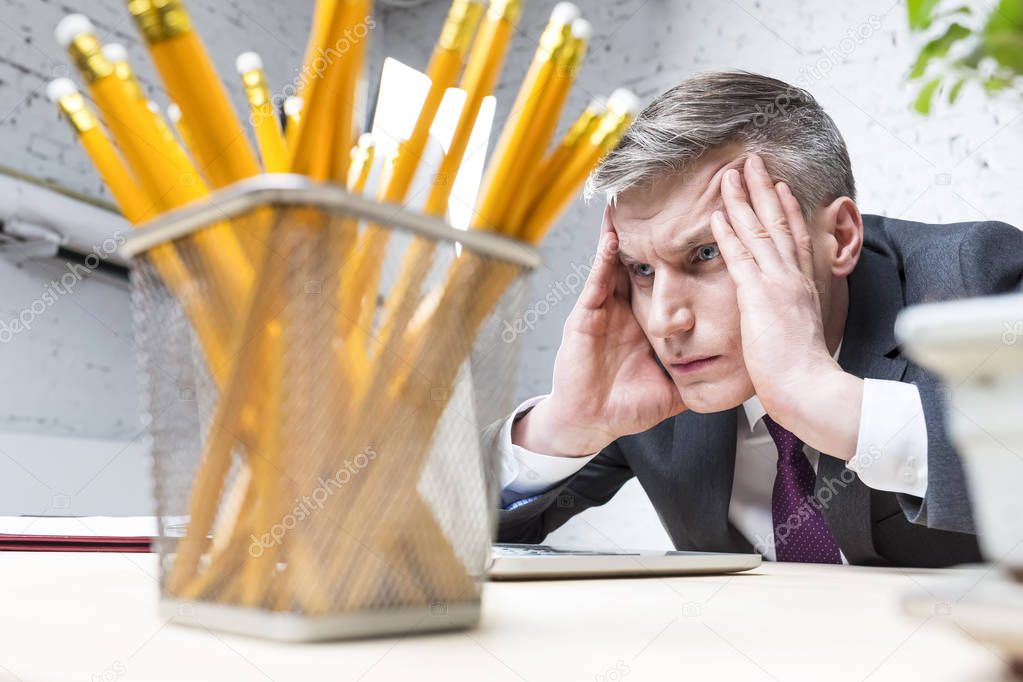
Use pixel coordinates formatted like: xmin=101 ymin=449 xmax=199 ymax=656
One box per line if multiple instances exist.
xmin=741 ymin=337 xmax=843 ymax=432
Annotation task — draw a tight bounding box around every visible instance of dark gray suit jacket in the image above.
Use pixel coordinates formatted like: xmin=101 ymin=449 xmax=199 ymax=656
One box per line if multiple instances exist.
xmin=494 ymin=215 xmax=1023 ymax=567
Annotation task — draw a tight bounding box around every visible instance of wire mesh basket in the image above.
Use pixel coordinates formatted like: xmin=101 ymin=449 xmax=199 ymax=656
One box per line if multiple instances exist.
xmin=123 ymin=174 xmax=538 ymax=641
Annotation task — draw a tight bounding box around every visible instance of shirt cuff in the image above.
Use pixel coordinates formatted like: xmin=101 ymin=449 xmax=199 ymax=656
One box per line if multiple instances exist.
xmin=499 ymin=394 xmax=599 ymax=506
xmin=846 ymin=378 xmax=929 ymax=498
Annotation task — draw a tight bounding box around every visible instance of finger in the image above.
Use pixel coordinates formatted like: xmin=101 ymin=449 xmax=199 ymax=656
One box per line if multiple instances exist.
xmin=744 ymin=155 xmax=800 ymax=268
xmin=612 ymin=247 xmax=631 ymax=301
xmin=599 ymin=200 xmax=615 ymax=237
xmin=719 ymin=167 xmax=783 ymax=272
xmin=578 ymin=216 xmax=619 ymax=310
xmin=776 ymin=182 xmax=816 ymax=286
xmin=710 ymin=209 xmax=759 ymax=285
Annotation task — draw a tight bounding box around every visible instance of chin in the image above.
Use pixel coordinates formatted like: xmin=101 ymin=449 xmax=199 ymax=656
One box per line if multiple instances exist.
xmin=676 ymin=376 xmax=754 ymax=414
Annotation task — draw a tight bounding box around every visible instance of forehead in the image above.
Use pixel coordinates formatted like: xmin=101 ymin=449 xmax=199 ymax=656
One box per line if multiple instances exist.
xmin=612 ymin=145 xmax=746 ymax=250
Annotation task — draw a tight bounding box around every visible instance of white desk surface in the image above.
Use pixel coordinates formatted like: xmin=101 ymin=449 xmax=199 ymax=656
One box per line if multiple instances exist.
xmin=0 ymin=552 xmax=1010 ymax=681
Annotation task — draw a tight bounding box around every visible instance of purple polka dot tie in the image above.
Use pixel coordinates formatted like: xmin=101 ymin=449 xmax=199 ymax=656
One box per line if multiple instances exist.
xmin=764 ymin=415 xmax=842 ymax=563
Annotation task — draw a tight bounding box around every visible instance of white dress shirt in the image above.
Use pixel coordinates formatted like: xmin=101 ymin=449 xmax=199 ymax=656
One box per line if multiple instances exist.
xmin=498 ymin=340 xmax=929 ymax=561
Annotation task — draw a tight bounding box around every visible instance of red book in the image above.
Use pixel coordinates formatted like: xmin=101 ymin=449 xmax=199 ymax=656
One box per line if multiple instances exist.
xmin=0 ymin=516 xmax=156 ymax=552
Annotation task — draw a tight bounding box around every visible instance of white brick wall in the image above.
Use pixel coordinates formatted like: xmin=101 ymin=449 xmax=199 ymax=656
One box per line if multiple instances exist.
xmin=0 ymin=0 xmax=315 ymax=199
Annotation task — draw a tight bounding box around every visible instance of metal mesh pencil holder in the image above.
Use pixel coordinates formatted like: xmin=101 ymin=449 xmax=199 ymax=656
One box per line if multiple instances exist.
xmin=123 ymin=174 xmax=538 ymax=641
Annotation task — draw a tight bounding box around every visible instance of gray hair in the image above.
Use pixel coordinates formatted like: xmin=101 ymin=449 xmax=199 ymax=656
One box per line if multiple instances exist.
xmin=587 ymin=71 xmax=855 ymax=218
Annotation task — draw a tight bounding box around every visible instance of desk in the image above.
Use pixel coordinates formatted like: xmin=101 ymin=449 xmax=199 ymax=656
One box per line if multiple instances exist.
xmin=0 ymin=552 xmax=1009 ymax=681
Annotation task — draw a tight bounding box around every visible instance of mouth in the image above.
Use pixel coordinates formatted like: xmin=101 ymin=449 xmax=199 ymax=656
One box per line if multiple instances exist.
xmin=668 ymin=355 xmax=721 ymax=374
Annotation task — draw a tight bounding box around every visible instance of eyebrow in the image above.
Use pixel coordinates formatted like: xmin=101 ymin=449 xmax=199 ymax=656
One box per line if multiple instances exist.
xmin=617 ymin=226 xmax=716 ymax=265
xmin=668 ymin=226 xmax=716 ymax=253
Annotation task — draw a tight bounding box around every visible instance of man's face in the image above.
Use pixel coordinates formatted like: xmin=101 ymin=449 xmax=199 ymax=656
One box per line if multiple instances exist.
xmin=611 ymin=147 xmax=766 ymax=413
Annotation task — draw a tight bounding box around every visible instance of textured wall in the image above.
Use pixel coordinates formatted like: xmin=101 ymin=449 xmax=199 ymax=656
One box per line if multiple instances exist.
xmin=381 ymin=0 xmax=1023 ymax=549
xmin=0 ymin=0 xmax=315 ymax=199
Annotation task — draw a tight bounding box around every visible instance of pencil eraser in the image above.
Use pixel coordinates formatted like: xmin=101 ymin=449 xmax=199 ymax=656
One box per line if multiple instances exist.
xmin=235 ymin=51 xmax=263 ymax=74
xmin=167 ymin=102 xmax=181 ymax=123
xmin=54 ymin=14 xmax=94 ymax=48
xmin=283 ymin=96 xmax=303 ymax=117
xmin=588 ymin=96 xmax=607 ymax=112
xmin=46 ymin=78 xmax=78 ymax=103
xmin=550 ymin=2 xmax=580 ymax=26
xmin=101 ymin=43 xmax=128 ymax=63
xmin=608 ymin=88 xmax=641 ymax=117
xmin=146 ymin=100 xmax=161 ymax=115
xmin=571 ymin=18 xmax=592 ymax=41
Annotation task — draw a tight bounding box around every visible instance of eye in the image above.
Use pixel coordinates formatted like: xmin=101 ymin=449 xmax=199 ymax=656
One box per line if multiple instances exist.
xmin=631 ymin=263 xmax=654 ymax=278
xmin=695 ymin=243 xmax=720 ymax=262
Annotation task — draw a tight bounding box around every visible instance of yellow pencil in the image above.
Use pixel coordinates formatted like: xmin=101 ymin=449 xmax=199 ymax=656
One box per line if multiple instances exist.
xmin=530 ymin=96 xmax=605 ymax=204
xmin=57 ymin=14 xmax=253 ymax=314
xmin=519 ymin=88 xmax=641 ymax=243
xmin=125 ymin=0 xmax=262 ymax=189
xmin=288 ymin=0 xmax=356 ymax=178
xmin=471 ymin=2 xmax=579 ymax=232
xmin=100 ymin=43 xmax=145 ymax=101
xmin=166 ymin=102 xmax=199 ymax=162
xmin=339 ymin=0 xmax=484 ymax=352
xmin=48 ymin=78 xmax=146 ymax=222
xmin=364 ymin=0 xmax=521 ymax=361
xmin=342 ymin=132 xmax=376 ymax=390
xmin=379 ymin=0 xmax=483 ymax=204
xmin=503 ymin=17 xmax=591 ymax=234
xmin=47 ymin=78 xmax=231 ymax=378
xmin=236 ymin=52 xmax=287 ymax=173
xmin=418 ymin=0 xmax=520 ymax=219
xmin=104 ymin=38 xmax=207 ymax=192
xmin=326 ymin=0 xmax=372 ymax=183
xmin=296 ymin=0 xmax=337 ymax=100
xmin=283 ymin=96 xmax=303 ymax=149
xmin=347 ymin=132 xmax=376 ymax=193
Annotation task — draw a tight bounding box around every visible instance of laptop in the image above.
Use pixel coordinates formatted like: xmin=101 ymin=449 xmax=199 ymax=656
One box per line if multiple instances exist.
xmin=489 ymin=543 xmax=761 ymax=580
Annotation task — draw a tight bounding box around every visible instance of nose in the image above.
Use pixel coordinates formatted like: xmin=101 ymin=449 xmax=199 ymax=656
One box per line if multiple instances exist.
xmin=644 ymin=271 xmax=695 ymax=340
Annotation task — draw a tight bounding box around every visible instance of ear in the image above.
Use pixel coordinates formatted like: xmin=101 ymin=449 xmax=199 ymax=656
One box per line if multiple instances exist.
xmin=821 ymin=196 xmax=863 ymax=278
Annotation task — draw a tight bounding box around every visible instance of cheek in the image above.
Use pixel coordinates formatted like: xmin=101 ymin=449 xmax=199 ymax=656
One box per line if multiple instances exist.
xmin=629 ymin=289 xmax=651 ymax=331
xmin=694 ymin=270 xmax=740 ymax=332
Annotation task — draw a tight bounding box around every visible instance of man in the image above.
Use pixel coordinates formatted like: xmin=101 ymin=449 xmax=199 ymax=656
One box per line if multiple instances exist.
xmin=492 ymin=71 xmax=1023 ymax=567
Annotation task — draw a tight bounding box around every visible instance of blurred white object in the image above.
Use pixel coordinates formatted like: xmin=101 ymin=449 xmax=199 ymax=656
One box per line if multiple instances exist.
xmin=371 ymin=59 xmax=494 ymax=226
xmin=372 ymin=57 xmax=432 ymax=161
xmin=0 ymin=175 xmax=129 ymax=266
xmin=443 ymin=92 xmax=495 ymax=231
xmin=895 ymin=292 xmax=1023 ymax=567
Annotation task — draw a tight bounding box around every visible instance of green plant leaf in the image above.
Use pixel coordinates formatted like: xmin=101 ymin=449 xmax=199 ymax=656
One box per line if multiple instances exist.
xmin=983 ymin=74 xmax=1015 ymax=91
xmin=941 ymin=5 xmax=972 ymax=18
xmin=914 ymin=77 xmax=943 ymax=113
xmin=948 ymin=77 xmax=966 ymax=102
xmin=992 ymin=0 xmax=1023 ymax=30
xmin=983 ymin=29 xmax=1023 ymax=74
xmin=908 ymin=0 xmax=942 ymax=30
xmin=909 ymin=22 xmax=973 ymax=78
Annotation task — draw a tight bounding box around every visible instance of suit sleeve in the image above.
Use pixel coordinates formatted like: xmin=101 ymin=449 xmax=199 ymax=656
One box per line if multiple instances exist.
xmin=482 ymin=414 xmax=635 ymax=544
xmin=897 ymin=220 xmax=1023 ymax=532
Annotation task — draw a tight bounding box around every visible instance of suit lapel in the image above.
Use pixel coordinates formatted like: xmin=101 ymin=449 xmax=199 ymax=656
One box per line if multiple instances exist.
xmin=817 ymin=245 xmax=908 ymax=565
xmin=671 ymin=407 xmax=753 ymax=552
